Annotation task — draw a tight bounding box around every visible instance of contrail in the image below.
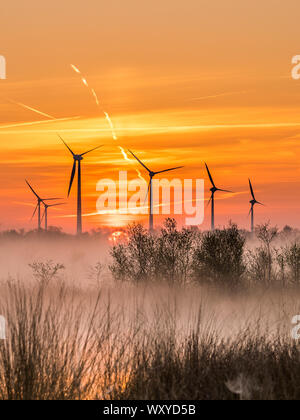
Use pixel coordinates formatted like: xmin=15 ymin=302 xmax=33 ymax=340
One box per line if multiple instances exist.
xmin=190 ymin=90 xmax=249 ymax=101
xmin=118 ymin=146 xmax=146 ymax=182
xmin=8 ymin=100 xmax=56 ymax=119
xmin=4 ymin=120 xmax=300 ymax=134
xmin=70 ymin=64 xmax=81 ymax=74
xmin=91 ymin=89 xmax=100 ymax=106
xmin=70 ymin=64 xmax=144 ymax=180
xmin=70 ymin=64 xmax=118 ymax=141
xmin=119 ymin=146 xmax=130 ymax=162
xmin=59 ymin=198 xmax=204 ymax=218
xmin=0 ymin=116 xmax=81 ymax=130
xmin=81 ymin=78 xmax=89 ymax=88
xmin=104 ymin=112 xmax=118 ymax=140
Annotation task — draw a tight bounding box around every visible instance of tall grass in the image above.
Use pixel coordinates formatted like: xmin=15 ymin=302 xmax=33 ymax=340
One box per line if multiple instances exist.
xmin=0 ymin=277 xmax=300 ymax=400
xmin=0 ymin=280 xmax=136 ymax=399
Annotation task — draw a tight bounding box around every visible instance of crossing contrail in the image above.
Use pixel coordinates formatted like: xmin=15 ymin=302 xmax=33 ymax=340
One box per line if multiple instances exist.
xmin=70 ymin=64 xmax=118 ymax=141
xmin=70 ymin=63 xmax=144 ymax=179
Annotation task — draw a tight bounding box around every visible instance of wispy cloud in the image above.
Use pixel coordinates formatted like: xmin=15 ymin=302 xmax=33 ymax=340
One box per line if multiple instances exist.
xmin=190 ymin=90 xmax=250 ymax=101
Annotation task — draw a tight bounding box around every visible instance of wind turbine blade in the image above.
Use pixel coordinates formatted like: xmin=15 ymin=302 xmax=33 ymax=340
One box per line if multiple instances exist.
xmin=128 ymin=150 xmax=151 ymax=173
xmin=217 ymin=189 xmax=232 ymax=193
xmin=25 ymin=180 xmax=40 ymax=199
xmin=48 ymin=202 xmax=66 ymax=208
xmin=205 ymin=163 xmax=216 ymax=188
xmin=256 ymin=201 xmax=265 ymax=206
xmin=154 ymin=166 xmax=184 ymax=175
xmin=248 ymin=207 xmax=252 ymax=217
xmin=80 ymin=145 xmax=104 ymax=156
xmin=143 ymin=181 xmax=151 ymax=206
xmin=58 ymin=134 xmax=75 ymax=156
xmin=249 ymin=179 xmax=256 ymax=200
xmin=42 ymin=198 xmax=62 ymax=201
xmin=68 ymin=161 xmax=76 ymax=197
xmin=31 ymin=204 xmax=38 ymax=220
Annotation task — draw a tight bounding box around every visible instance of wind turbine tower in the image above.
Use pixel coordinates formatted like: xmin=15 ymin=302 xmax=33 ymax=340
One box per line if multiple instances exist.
xmin=248 ymin=179 xmax=264 ymax=233
xmin=42 ymin=202 xmax=65 ymax=231
xmin=59 ymin=135 xmax=103 ymax=235
xmin=25 ymin=180 xmax=60 ymax=231
xmin=205 ymin=163 xmax=232 ymax=231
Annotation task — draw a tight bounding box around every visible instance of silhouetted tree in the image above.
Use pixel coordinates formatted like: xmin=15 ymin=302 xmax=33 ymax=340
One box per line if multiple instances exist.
xmin=193 ymin=224 xmax=245 ymax=288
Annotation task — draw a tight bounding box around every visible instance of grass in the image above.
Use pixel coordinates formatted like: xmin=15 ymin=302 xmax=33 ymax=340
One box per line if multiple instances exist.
xmin=0 ymin=277 xmax=300 ymax=400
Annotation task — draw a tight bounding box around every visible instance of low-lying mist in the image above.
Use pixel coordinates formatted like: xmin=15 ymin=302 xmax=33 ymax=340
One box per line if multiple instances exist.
xmin=0 ymin=220 xmax=299 ymax=399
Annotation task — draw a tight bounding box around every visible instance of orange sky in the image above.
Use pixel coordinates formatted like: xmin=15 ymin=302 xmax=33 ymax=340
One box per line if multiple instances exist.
xmin=0 ymin=0 xmax=300 ymax=232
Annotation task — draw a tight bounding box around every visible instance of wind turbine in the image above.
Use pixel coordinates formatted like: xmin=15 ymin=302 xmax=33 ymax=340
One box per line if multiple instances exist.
xmin=59 ymin=135 xmax=103 ymax=235
xmin=25 ymin=180 xmax=61 ymax=231
xmin=42 ymin=202 xmax=66 ymax=231
xmin=128 ymin=150 xmax=183 ymax=231
xmin=248 ymin=179 xmax=264 ymax=233
xmin=205 ymin=163 xmax=232 ymax=231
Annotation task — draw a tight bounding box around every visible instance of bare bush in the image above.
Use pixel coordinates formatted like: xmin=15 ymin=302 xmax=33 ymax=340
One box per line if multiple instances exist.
xmin=246 ymin=247 xmax=270 ymax=285
xmin=88 ymin=262 xmax=103 ymax=287
xmin=29 ymin=260 xmax=65 ymax=287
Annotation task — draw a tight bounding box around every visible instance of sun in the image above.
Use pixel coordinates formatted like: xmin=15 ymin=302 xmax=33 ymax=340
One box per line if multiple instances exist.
xmin=109 ymin=230 xmax=128 ymax=244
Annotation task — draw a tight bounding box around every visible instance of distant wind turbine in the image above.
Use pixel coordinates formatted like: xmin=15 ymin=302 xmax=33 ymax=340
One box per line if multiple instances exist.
xmin=59 ymin=135 xmax=103 ymax=235
xmin=41 ymin=202 xmax=66 ymax=231
xmin=205 ymin=163 xmax=232 ymax=230
xmin=248 ymin=179 xmax=264 ymax=233
xmin=25 ymin=180 xmax=61 ymax=231
xmin=128 ymin=150 xmax=183 ymax=231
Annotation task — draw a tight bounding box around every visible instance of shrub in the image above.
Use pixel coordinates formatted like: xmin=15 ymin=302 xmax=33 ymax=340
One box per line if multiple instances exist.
xmin=110 ymin=219 xmax=199 ymax=285
xmin=246 ymin=246 xmax=270 ymax=285
xmin=282 ymin=242 xmax=300 ymax=285
xmin=192 ymin=224 xmax=245 ymax=288
xmin=109 ymin=224 xmax=156 ymax=283
xmin=155 ymin=218 xmax=198 ymax=285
